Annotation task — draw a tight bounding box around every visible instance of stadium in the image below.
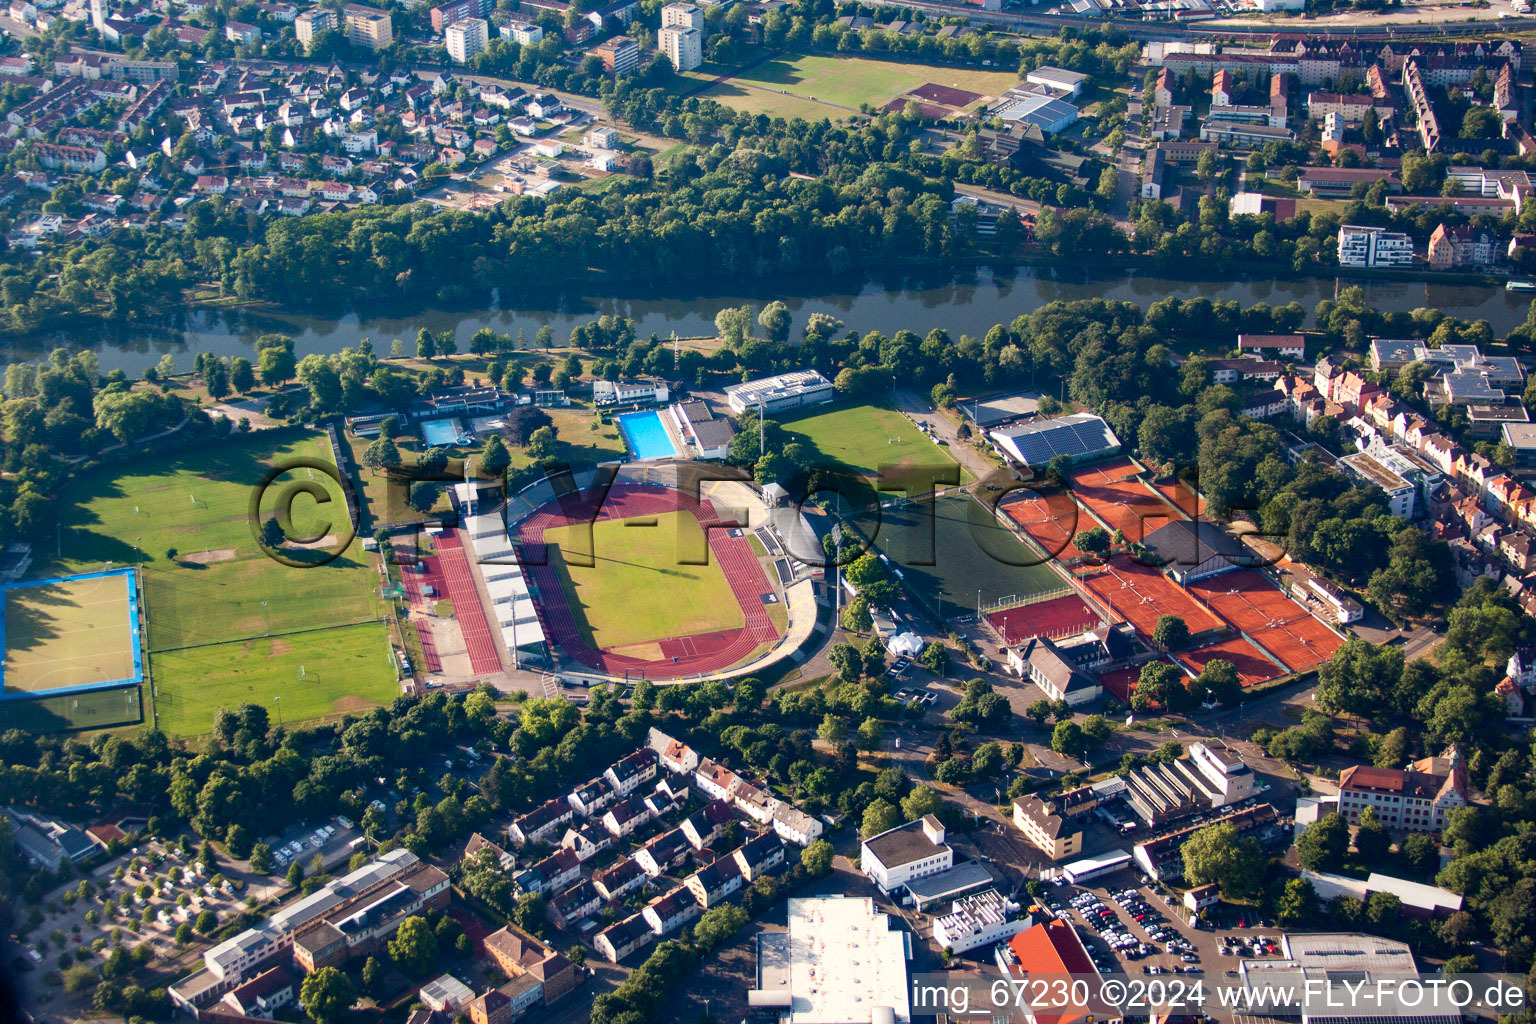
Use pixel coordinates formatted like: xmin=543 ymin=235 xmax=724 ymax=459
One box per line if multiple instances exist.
xmin=467 ymin=463 xmax=813 ymax=683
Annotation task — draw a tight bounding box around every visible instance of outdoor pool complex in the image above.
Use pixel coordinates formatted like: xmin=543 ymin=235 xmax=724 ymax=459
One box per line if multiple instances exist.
xmin=617 ymin=410 xmax=679 ymax=460
xmin=421 ymin=418 xmax=463 ymax=447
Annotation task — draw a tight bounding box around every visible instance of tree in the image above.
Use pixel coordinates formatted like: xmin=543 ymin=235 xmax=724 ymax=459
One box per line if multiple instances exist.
xmin=856 ymin=717 xmax=884 ymax=750
xmin=841 ymin=596 xmax=873 ymax=633
xmin=1276 ymin=877 xmax=1318 ymax=925
xmin=801 ymin=839 xmax=834 ymax=877
xmin=1026 ymin=700 xmax=1052 ymax=724
xmin=229 ymin=357 xmax=255 ymax=394
xmin=360 ymin=955 xmax=383 ymax=997
xmin=757 ymin=300 xmax=791 ymax=342
xmin=480 ymin=434 xmax=511 ymax=478
xmin=257 ymin=341 xmax=296 ymax=386
xmin=249 ymin=843 xmax=272 ymax=873
xmin=526 ymin=425 xmax=557 ymax=461
xmin=300 ymin=967 xmax=355 ymax=1024
xmin=1196 ymin=659 xmax=1242 ymax=708
xmin=1153 ymin=615 xmax=1190 ymax=651
xmin=694 ymin=904 xmax=748 ymax=951
xmin=843 ymin=553 xmax=899 ymax=608
xmin=1354 ymin=806 xmax=1391 ymax=863
xmin=1180 ymin=822 xmax=1262 ymax=896
xmin=861 ymin=798 xmax=900 ymax=838
xmin=817 ymin=714 xmax=847 ymax=745
xmin=361 ymin=437 xmax=401 ymax=474
xmin=901 ymin=786 xmax=944 ymax=821
xmin=919 ymin=642 xmax=949 ymax=676
xmin=1051 ymin=721 xmax=1086 ymax=758
xmin=1075 ymin=526 xmax=1111 ymax=556
xmin=511 ymin=893 xmax=546 ymax=937
xmin=1296 ymin=812 xmax=1349 ymax=873
xmin=387 ymin=916 xmax=438 ymax=977
xmin=195 ymin=910 xmax=217 ymax=934
xmin=416 ymin=328 xmax=437 ymax=360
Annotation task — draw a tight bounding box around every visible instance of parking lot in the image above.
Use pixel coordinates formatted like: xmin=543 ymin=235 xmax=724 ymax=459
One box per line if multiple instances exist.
xmin=265 ymin=815 xmax=363 ymax=875
xmin=1035 ymin=872 xmax=1290 ymax=979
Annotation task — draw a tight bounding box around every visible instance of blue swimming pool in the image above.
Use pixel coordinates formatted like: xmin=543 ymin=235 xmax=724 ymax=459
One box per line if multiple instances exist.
xmin=617 ymin=410 xmax=679 ymax=460
xmin=421 ymin=418 xmax=461 ymax=447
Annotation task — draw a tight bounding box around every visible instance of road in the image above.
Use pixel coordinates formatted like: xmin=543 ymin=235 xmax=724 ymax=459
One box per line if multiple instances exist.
xmin=892 ymin=387 xmax=1003 ymax=486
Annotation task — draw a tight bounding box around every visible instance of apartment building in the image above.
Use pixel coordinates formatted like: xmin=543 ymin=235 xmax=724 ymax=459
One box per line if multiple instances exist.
xmin=445 ymin=18 xmax=488 ymax=63
xmin=482 ymin=928 xmax=579 ymax=1006
xmin=661 ymin=2 xmax=704 ymax=29
xmin=591 ymin=35 xmax=640 ymax=75
xmin=658 ymin=25 xmax=702 ymax=72
xmin=431 ymin=0 xmax=492 ymax=32
xmin=294 ymin=7 xmax=336 ymax=46
xmin=1428 ymin=223 xmax=1496 ymax=268
xmin=1337 ymin=224 xmax=1414 ymax=267
xmin=342 ymin=4 xmax=393 ymax=50
xmin=1012 ymin=788 xmax=1094 ymax=861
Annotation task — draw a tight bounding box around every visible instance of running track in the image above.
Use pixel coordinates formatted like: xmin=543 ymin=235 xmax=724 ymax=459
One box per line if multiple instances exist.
xmin=435 ymin=531 xmax=504 ymax=675
xmin=515 ymin=484 xmax=779 ymax=679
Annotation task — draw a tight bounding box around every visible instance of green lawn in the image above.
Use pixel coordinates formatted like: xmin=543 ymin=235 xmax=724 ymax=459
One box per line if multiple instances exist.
xmin=150 ymin=623 xmax=398 ymax=737
xmin=53 ymin=429 xmax=391 ymax=731
xmin=781 ymin=401 xmax=962 ymax=483
xmin=544 ymin=510 xmax=744 ymax=650
xmin=688 ymin=54 xmax=1020 ymax=120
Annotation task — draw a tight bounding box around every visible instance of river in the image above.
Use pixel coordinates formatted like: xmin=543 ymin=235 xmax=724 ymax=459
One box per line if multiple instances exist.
xmin=6 ymin=266 xmax=1531 ymax=376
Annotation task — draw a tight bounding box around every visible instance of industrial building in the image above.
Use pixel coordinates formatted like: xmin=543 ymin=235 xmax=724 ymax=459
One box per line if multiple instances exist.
xmin=932 ymin=889 xmax=1027 ymax=953
xmin=859 ymin=815 xmax=952 ymax=893
xmin=749 ymin=896 xmax=911 ymax=1023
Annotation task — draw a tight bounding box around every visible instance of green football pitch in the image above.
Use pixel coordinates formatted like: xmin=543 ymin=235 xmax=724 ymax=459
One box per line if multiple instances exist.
xmin=149 ymin=623 xmax=398 ymax=737
xmin=781 ymin=401 xmax=963 ymax=483
xmin=543 ymin=510 xmax=745 ymax=652
xmin=54 ymin=429 xmax=392 ymax=732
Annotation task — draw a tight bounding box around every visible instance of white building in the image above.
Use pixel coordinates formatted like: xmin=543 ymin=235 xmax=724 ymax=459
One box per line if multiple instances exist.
xmin=593 ymin=377 xmax=669 ymax=407
xmin=661 ymin=2 xmax=704 ymax=30
xmin=859 ymin=815 xmax=953 ymax=893
xmin=445 ymin=17 xmax=488 ymax=63
xmin=932 ymin=889 xmax=1027 ymax=953
xmin=748 ymin=896 xmax=910 ymax=1023
xmin=1187 ymin=742 xmax=1257 ymax=807
xmin=1338 ymin=225 xmax=1414 ymax=268
xmin=658 ymin=25 xmax=702 ymax=72
xmin=724 ymin=369 xmax=834 ymax=416
xmin=1305 ymin=577 xmax=1364 ymax=624
xmin=1339 ymin=451 xmax=1417 ymax=518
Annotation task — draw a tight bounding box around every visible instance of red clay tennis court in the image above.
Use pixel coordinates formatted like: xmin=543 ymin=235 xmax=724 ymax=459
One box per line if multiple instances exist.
xmin=987 ymin=593 xmax=1100 ymax=644
xmin=1069 ymin=459 xmax=1187 ymax=543
xmin=1176 ymin=636 xmax=1282 ymax=689
xmin=1099 ymin=660 xmax=1178 ymax=703
xmin=1250 ymin=616 xmax=1343 ymax=673
xmin=1188 ymin=569 xmax=1310 ymax=632
xmin=999 ymin=490 xmax=1086 ymax=561
xmin=1154 ymin=478 xmax=1205 ymax=519
xmin=1078 ymin=556 xmax=1221 ymax=640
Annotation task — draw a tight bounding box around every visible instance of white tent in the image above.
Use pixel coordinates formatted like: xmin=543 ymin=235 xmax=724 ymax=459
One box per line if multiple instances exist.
xmin=886 ymin=631 xmax=924 ymax=657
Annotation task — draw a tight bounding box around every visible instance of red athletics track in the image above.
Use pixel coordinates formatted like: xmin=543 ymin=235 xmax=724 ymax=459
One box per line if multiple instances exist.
xmin=515 ymin=484 xmax=780 ymax=680
xmin=987 ymin=594 xmax=1099 ymax=644
xmin=435 ymin=530 xmax=504 ymax=675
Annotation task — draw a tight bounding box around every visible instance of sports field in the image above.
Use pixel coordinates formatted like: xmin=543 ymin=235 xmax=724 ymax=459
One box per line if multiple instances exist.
xmin=1188 ymin=569 xmax=1344 ymax=673
xmin=1176 ymin=636 xmax=1283 ymax=689
xmin=851 ymin=493 xmax=1064 ymax=619
xmin=688 ymin=54 xmax=1020 ymax=121
xmin=781 ymin=402 xmax=961 ymax=483
xmin=544 ymin=510 xmax=745 ymax=651
xmin=1077 ymin=555 xmax=1222 ymax=640
xmin=150 ymin=623 xmax=398 ymax=736
xmin=1068 ymin=458 xmax=1186 ymax=544
xmin=998 ymin=489 xmax=1088 ymax=562
xmin=55 ymin=429 xmax=391 ymax=732
xmin=2 ymin=573 xmax=136 ymax=695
